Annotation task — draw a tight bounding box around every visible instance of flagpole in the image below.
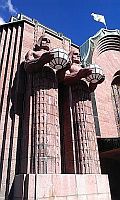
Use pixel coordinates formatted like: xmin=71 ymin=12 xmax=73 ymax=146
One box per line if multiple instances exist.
xmin=104 ymin=23 xmax=107 ymax=29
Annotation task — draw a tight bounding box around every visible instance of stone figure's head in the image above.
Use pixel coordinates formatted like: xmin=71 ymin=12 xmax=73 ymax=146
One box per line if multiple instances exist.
xmin=34 ymin=35 xmax=50 ymax=51
xmin=69 ymin=50 xmax=80 ymax=64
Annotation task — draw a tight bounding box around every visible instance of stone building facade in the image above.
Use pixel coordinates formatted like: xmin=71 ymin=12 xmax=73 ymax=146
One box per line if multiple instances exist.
xmin=0 ymin=14 xmax=119 ymax=199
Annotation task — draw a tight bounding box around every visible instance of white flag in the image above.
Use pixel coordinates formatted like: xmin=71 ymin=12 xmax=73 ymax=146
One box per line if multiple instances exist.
xmin=91 ymin=13 xmax=106 ymax=26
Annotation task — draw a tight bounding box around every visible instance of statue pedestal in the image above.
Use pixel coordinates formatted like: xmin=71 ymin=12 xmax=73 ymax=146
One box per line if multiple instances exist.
xmin=10 ymin=174 xmax=111 ymax=199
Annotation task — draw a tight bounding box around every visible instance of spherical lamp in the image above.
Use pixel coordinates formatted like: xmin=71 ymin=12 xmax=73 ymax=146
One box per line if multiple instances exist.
xmin=86 ymin=64 xmax=105 ymax=83
xmin=50 ymin=48 xmax=69 ymax=71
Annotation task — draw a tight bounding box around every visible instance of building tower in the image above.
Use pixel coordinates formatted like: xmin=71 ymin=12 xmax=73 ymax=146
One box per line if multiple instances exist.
xmin=80 ymin=29 xmax=120 ymax=199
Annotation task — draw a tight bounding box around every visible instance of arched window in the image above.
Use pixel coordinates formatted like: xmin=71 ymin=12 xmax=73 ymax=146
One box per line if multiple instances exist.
xmin=111 ymin=71 xmax=120 ymax=135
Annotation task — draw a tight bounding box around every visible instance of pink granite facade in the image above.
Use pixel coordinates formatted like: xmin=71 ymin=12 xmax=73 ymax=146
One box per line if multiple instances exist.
xmin=80 ymin=29 xmax=120 ymax=200
xmin=0 ymin=15 xmax=114 ymax=200
xmin=11 ymin=174 xmax=111 ymax=200
xmin=92 ymin=33 xmax=120 ymax=138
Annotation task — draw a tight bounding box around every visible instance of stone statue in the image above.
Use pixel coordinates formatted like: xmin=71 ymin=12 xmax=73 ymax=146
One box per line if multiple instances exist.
xmin=13 ymin=35 xmax=62 ymax=174
xmin=57 ymin=50 xmax=104 ymax=92
xmin=24 ymin=35 xmax=54 ymax=73
xmin=58 ymin=50 xmax=102 ymax=173
xmin=10 ymin=35 xmax=54 ymax=117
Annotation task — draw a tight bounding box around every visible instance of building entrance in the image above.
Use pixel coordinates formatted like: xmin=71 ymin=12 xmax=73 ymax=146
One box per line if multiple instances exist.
xmin=100 ymin=148 xmax=120 ymax=200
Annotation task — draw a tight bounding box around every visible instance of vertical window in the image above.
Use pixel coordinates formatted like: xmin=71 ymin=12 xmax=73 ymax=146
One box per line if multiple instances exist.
xmin=91 ymin=92 xmax=101 ymax=136
xmin=111 ymin=71 xmax=120 ymax=135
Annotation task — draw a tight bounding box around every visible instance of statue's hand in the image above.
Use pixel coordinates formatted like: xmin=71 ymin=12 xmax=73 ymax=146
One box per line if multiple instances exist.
xmin=89 ymin=82 xmax=97 ymax=92
xmin=40 ymin=52 xmax=54 ymax=64
xmin=97 ymin=75 xmax=105 ymax=84
xmin=77 ymin=68 xmax=92 ymax=79
xmin=89 ymin=75 xmax=105 ymax=92
xmin=65 ymin=61 xmax=71 ymax=70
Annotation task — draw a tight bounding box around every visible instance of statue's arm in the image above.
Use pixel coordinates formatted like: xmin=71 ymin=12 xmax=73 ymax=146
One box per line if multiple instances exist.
xmin=24 ymin=50 xmax=54 ymax=72
xmin=63 ymin=68 xmax=92 ymax=85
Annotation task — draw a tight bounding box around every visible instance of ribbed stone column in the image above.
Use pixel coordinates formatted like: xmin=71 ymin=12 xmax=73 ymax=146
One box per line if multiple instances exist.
xmin=71 ymin=80 xmax=101 ymax=174
xmin=21 ymin=66 xmax=61 ymax=174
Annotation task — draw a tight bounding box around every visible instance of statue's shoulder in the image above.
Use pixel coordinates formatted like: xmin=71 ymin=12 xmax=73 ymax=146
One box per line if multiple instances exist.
xmin=26 ymin=49 xmax=34 ymax=56
xmin=25 ymin=49 xmax=35 ymax=62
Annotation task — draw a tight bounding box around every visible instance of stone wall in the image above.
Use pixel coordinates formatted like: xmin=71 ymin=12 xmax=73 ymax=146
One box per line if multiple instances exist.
xmin=11 ymin=174 xmax=111 ymax=200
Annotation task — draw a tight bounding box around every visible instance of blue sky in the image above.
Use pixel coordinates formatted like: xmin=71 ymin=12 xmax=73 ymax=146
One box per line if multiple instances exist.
xmin=0 ymin=0 xmax=120 ymax=45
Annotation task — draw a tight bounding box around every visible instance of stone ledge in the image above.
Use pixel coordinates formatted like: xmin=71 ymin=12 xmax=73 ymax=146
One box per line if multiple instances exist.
xmin=8 ymin=174 xmax=111 ymax=200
